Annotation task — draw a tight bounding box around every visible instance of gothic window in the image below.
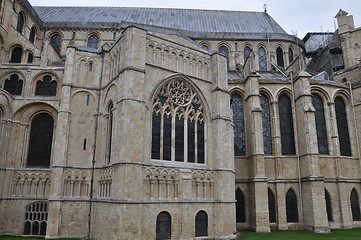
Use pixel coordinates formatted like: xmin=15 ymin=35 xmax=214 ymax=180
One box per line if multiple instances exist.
xmin=24 ymin=202 xmax=48 ymax=236
xmin=151 ymin=79 xmax=205 ymax=163
xmin=335 ymin=97 xmax=351 ymax=156
xmin=4 ymin=74 xmax=23 ymax=95
xmin=244 ymin=46 xmax=252 ymax=62
xmin=27 ymin=113 xmax=54 ymax=168
xmin=35 ymin=75 xmax=57 ymax=96
xmin=231 ymin=94 xmax=245 ymax=156
xmin=50 ymin=34 xmax=61 ymax=53
xmin=312 ymin=94 xmax=329 ymax=154
xmin=16 ymin=12 xmax=24 ymax=33
xmin=261 ymin=94 xmax=272 ymax=155
xmin=10 ymin=47 xmax=22 ymax=63
xmin=156 ymin=211 xmax=171 ymax=240
xmin=29 ymin=27 xmax=36 ymax=43
xmin=87 ymin=35 xmax=99 ymax=49
xmin=288 ymin=48 xmax=294 ymax=64
xmin=276 ymin=47 xmax=284 ymax=68
xmin=218 ymin=45 xmax=230 ymax=69
xmin=286 ymin=188 xmax=299 ymax=223
xmin=351 ymin=188 xmax=361 ymax=221
xmin=106 ymin=102 xmax=113 ymax=164
xmin=27 ymin=53 xmax=33 ymax=63
xmin=268 ymin=188 xmax=276 ymax=223
xmin=236 ymin=188 xmax=246 ymax=223
xmin=258 ymin=47 xmax=267 ymax=71
xmin=195 ymin=211 xmax=208 ymax=237
xmin=325 ymin=189 xmax=333 ymax=222
xmin=278 ymin=94 xmax=295 ymax=155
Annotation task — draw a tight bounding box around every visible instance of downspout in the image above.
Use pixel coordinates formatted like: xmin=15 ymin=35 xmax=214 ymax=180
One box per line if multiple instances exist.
xmin=348 ymin=81 xmax=361 ymax=164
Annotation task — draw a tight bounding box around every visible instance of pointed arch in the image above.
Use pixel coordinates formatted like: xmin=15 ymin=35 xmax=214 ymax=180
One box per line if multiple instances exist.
xmin=268 ymin=188 xmax=276 ymax=223
xmin=87 ymin=34 xmax=99 ymax=49
xmin=244 ymin=45 xmax=252 ymax=62
xmin=258 ymin=46 xmax=267 ymax=71
xmin=335 ymin=97 xmax=351 ymax=156
xmin=235 ymin=188 xmax=246 ymax=223
xmin=16 ymin=11 xmax=25 ymax=33
xmin=276 ymin=46 xmax=284 ymax=67
xmin=288 ymin=48 xmax=294 ymax=64
xmin=29 ymin=27 xmax=36 ymax=44
xmin=24 ymin=202 xmax=48 ymax=236
xmin=231 ymin=93 xmax=245 ymax=156
xmin=261 ymin=94 xmax=272 ymax=155
xmin=278 ymin=93 xmax=295 ymax=155
xmin=324 ymin=189 xmax=333 ymax=222
xmin=286 ymin=188 xmax=299 ymax=223
xmin=106 ymin=101 xmax=114 ymax=164
xmin=312 ymin=94 xmax=329 ymax=154
xmin=351 ymin=188 xmax=361 ymax=221
xmin=218 ymin=45 xmax=230 ymax=69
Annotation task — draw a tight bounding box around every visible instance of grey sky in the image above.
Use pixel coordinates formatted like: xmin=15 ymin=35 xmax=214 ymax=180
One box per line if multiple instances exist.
xmin=28 ymin=0 xmax=361 ymax=39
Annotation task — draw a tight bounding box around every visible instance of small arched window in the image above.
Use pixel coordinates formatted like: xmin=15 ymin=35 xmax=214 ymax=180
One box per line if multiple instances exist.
xmin=156 ymin=211 xmax=171 ymax=240
xmin=286 ymin=188 xmax=299 ymax=223
xmin=50 ymin=34 xmax=61 ymax=53
xmin=278 ymin=94 xmax=295 ymax=155
xmin=288 ymin=48 xmax=294 ymax=64
xmin=218 ymin=45 xmax=230 ymax=69
xmin=195 ymin=211 xmax=208 ymax=237
xmin=258 ymin=47 xmax=267 ymax=71
xmin=27 ymin=113 xmax=54 ymax=168
xmin=231 ymin=94 xmax=245 ymax=156
xmin=24 ymin=202 xmax=48 ymax=236
xmin=235 ymin=188 xmax=246 ymax=223
xmin=351 ymin=188 xmax=361 ymax=221
xmin=35 ymin=75 xmax=57 ymax=96
xmin=87 ymin=35 xmax=99 ymax=49
xmin=244 ymin=46 xmax=252 ymax=62
xmin=276 ymin=47 xmax=284 ymax=67
xmin=335 ymin=97 xmax=351 ymax=156
xmin=4 ymin=74 xmax=23 ymax=95
xmin=106 ymin=102 xmax=114 ymax=164
xmin=268 ymin=188 xmax=276 ymax=223
xmin=27 ymin=53 xmax=33 ymax=63
xmin=261 ymin=94 xmax=272 ymax=155
xmin=325 ymin=189 xmax=333 ymax=222
xmin=16 ymin=12 xmax=25 ymax=33
xmin=312 ymin=94 xmax=329 ymax=154
xmin=29 ymin=27 xmax=36 ymax=44
xmin=10 ymin=47 xmax=22 ymax=63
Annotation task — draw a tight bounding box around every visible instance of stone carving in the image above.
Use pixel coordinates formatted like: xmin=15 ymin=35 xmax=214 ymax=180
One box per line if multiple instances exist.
xmin=99 ymin=167 xmax=113 ymax=198
xmin=144 ymin=167 xmax=179 ymax=199
xmin=64 ymin=170 xmax=89 ymax=198
xmin=192 ymin=170 xmax=214 ymax=199
xmin=12 ymin=171 xmax=51 ymax=198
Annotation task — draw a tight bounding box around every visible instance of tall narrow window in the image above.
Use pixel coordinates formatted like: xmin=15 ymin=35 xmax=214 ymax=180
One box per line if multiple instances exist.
xmin=335 ymin=97 xmax=351 ymax=156
xmin=288 ymin=48 xmax=294 ymax=64
xmin=268 ymin=188 xmax=276 ymax=223
xmin=244 ymin=46 xmax=252 ymax=62
xmin=24 ymin=202 xmax=48 ymax=236
xmin=27 ymin=53 xmax=33 ymax=63
xmin=218 ymin=45 xmax=230 ymax=70
xmin=351 ymin=188 xmax=361 ymax=221
xmin=29 ymin=27 xmax=36 ymax=43
xmin=235 ymin=188 xmax=246 ymax=223
xmin=106 ymin=103 xmax=113 ymax=164
xmin=35 ymin=75 xmax=57 ymax=96
xmin=87 ymin=35 xmax=99 ymax=49
xmin=195 ymin=211 xmax=208 ymax=237
xmin=276 ymin=47 xmax=284 ymax=68
xmin=325 ymin=189 xmax=333 ymax=222
xmin=4 ymin=74 xmax=23 ymax=95
xmin=156 ymin=211 xmax=171 ymax=240
xmin=151 ymin=79 xmax=205 ymax=163
xmin=231 ymin=94 xmax=245 ymax=156
xmin=261 ymin=94 xmax=272 ymax=155
xmin=278 ymin=94 xmax=295 ymax=155
xmin=258 ymin=47 xmax=267 ymax=71
xmin=10 ymin=47 xmax=22 ymax=63
xmin=286 ymin=189 xmax=299 ymax=223
xmin=16 ymin=12 xmax=24 ymax=33
xmin=50 ymin=34 xmax=61 ymax=53
xmin=312 ymin=95 xmax=329 ymax=154
xmin=27 ymin=113 xmax=54 ymax=168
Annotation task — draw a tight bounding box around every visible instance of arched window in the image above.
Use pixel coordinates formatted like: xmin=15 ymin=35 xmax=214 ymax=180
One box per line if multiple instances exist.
xmin=235 ymin=188 xmax=246 ymax=223
xmin=325 ymin=189 xmax=333 ymax=222
xmin=10 ymin=47 xmax=22 ymax=63
xmin=27 ymin=113 xmax=54 ymax=168
xmin=261 ymin=94 xmax=272 ymax=155
xmin=231 ymin=94 xmax=245 ymax=156
xmin=35 ymin=75 xmax=57 ymax=96
xmin=258 ymin=47 xmax=267 ymax=71
xmin=268 ymin=188 xmax=276 ymax=223
xmin=335 ymin=97 xmax=351 ymax=156
xmin=351 ymin=188 xmax=361 ymax=221
xmin=218 ymin=45 xmax=230 ymax=69
xmin=4 ymin=74 xmax=23 ymax=95
xmin=156 ymin=211 xmax=171 ymax=240
xmin=312 ymin=95 xmax=329 ymax=154
xmin=16 ymin=12 xmax=24 ymax=33
xmin=87 ymin=35 xmax=99 ymax=49
xmin=106 ymin=102 xmax=113 ymax=164
xmin=276 ymin=47 xmax=284 ymax=68
xmin=151 ymin=79 xmax=205 ymax=163
xmin=27 ymin=53 xmax=33 ymax=63
xmin=29 ymin=27 xmax=36 ymax=44
xmin=24 ymin=202 xmax=48 ymax=236
xmin=278 ymin=94 xmax=295 ymax=155
xmin=286 ymin=189 xmax=299 ymax=223
xmin=244 ymin=46 xmax=252 ymax=62
xmin=195 ymin=211 xmax=208 ymax=237
xmin=50 ymin=34 xmax=61 ymax=53
xmin=288 ymin=48 xmax=294 ymax=64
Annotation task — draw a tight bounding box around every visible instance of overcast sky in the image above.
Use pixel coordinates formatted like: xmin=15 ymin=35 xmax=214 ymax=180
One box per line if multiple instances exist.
xmin=28 ymin=0 xmax=361 ymax=39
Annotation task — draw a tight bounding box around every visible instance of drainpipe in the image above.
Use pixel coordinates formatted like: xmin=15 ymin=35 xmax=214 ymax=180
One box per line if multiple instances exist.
xmin=348 ymin=81 xmax=361 ymax=164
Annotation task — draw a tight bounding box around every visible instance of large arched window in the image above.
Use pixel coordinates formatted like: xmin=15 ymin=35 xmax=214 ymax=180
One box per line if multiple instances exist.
xmin=268 ymin=188 xmax=276 ymax=223
xmin=35 ymin=75 xmax=57 ymax=96
xmin=258 ymin=47 xmax=267 ymax=71
xmin=325 ymin=189 xmax=333 ymax=222
xmin=288 ymin=48 xmax=294 ymax=64
xmin=286 ymin=188 xmax=299 ymax=223
xmin=231 ymin=94 xmax=245 ymax=156
xmin=351 ymin=188 xmax=361 ymax=221
xmin=244 ymin=46 xmax=252 ymax=62
xmin=276 ymin=47 xmax=284 ymax=68
xmin=195 ymin=211 xmax=208 ymax=237
xmin=10 ymin=47 xmax=22 ymax=63
xmin=156 ymin=211 xmax=171 ymax=240
xmin=29 ymin=27 xmax=36 ymax=44
xmin=87 ymin=35 xmax=99 ymax=49
xmin=50 ymin=34 xmax=61 ymax=53
xmin=312 ymin=94 xmax=329 ymax=154
xmin=218 ymin=45 xmax=230 ymax=70
xmin=151 ymin=79 xmax=205 ymax=163
xmin=278 ymin=94 xmax=295 ymax=155
xmin=27 ymin=113 xmax=54 ymax=168
xmin=24 ymin=202 xmax=48 ymax=236
xmin=106 ymin=102 xmax=114 ymax=164
xmin=4 ymin=74 xmax=23 ymax=95
xmin=235 ymin=188 xmax=246 ymax=223
xmin=335 ymin=97 xmax=351 ymax=156
xmin=16 ymin=12 xmax=25 ymax=33
xmin=261 ymin=94 xmax=272 ymax=155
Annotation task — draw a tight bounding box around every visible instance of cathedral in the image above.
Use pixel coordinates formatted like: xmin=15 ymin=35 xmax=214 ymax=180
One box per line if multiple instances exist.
xmin=0 ymin=0 xmax=361 ymax=239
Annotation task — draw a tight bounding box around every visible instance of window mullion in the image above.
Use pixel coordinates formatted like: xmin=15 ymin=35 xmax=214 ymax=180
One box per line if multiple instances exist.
xmin=171 ymin=111 xmax=175 ymax=162
xmin=160 ymin=112 xmax=164 ymax=160
xmin=184 ymin=116 xmax=188 ymax=162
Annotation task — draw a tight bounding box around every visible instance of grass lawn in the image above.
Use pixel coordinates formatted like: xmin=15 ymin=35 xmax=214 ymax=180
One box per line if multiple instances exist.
xmin=240 ymin=228 xmax=361 ymax=240
xmin=0 ymin=237 xmax=78 ymax=240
